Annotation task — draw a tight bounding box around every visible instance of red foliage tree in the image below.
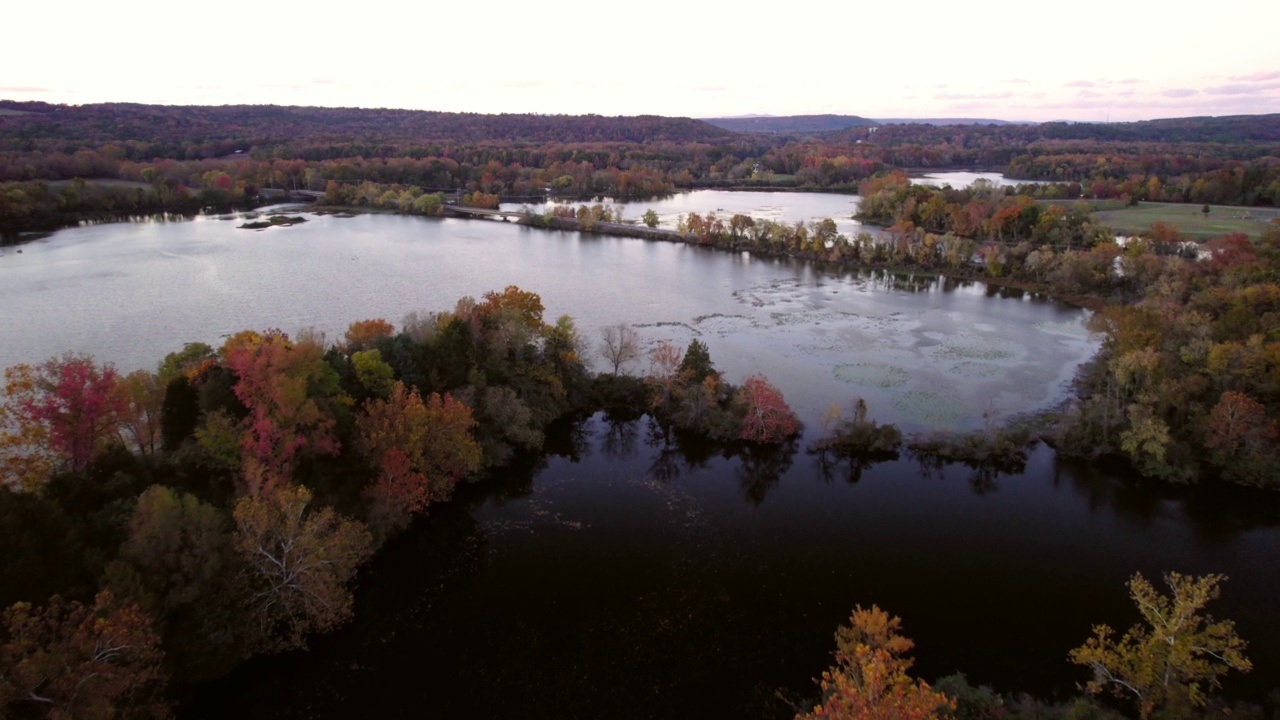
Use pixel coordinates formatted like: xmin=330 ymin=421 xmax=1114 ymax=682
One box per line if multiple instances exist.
xmin=1 ymin=354 xmax=125 ymax=485
xmin=222 ymin=331 xmax=343 ymax=492
xmin=738 ymin=374 xmax=799 ymax=443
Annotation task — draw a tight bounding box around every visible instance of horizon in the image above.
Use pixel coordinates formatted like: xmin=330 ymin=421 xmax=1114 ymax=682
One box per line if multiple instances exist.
xmin=3 ymin=1 xmax=1278 ymax=123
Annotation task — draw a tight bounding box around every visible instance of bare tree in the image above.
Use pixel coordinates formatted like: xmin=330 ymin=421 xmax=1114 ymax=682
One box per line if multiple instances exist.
xmin=599 ymin=323 xmax=641 ymax=375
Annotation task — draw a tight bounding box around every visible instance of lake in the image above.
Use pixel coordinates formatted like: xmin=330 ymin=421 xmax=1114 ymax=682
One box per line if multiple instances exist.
xmin=914 ymin=170 xmax=1031 ymax=189
xmin=1 ymin=195 xmax=1276 ymax=717
xmin=502 ymin=189 xmax=870 ymax=238
xmin=0 ymin=194 xmax=1095 ymax=432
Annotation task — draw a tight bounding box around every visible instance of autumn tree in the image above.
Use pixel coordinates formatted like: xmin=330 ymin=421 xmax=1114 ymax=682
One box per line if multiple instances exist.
xmin=232 ymin=485 xmax=372 ymax=652
xmin=1 ymin=354 xmax=126 ymax=490
xmin=356 ymin=381 xmax=481 ymax=533
xmin=342 ymin=318 xmax=395 ymax=353
xmin=114 ymin=369 xmax=165 ymax=458
xmin=599 ymin=323 xmax=641 ymax=375
xmin=646 ymin=340 xmax=684 ymax=411
xmin=350 ymin=349 xmax=395 ymax=399
xmin=0 ymin=365 xmax=54 ymax=492
xmin=1069 ymin=572 xmax=1251 ymax=719
xmin=1204 ymin=391 xmax=1279 ymax=488
xmin=798 ymin=605 xmax=953 ymax=720
xmin=0 ymin=591 xmax=169 ymax=719
xmin=104 ymin=485 xmax=242 ymax=679
xmin=222 ymin=331 xmax=346 ymax=493
xmin=738 ymin=374 xmax=800 ymax=443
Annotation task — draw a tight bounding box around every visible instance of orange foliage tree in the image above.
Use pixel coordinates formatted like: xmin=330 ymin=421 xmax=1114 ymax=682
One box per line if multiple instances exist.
xmin=342 ymin=318 xmax=395 ymax=353
xmin=798 ymin=605 xmax=952 ymax=720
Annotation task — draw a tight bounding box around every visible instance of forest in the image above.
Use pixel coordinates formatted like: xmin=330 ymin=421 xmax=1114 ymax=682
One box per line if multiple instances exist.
xmin=3 ymin=103 xmax=1280 ymax=718
xmin=2 ymin=104 xmax=1278 ymax=237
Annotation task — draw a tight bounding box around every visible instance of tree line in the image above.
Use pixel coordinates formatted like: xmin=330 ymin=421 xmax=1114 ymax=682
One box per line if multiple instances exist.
xmin=4 ymin=103 xmax=1277 ymax=237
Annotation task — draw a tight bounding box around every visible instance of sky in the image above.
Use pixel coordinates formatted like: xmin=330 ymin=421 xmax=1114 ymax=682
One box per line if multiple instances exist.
xmin=3 ymin=0 xmax=1279 ymax=123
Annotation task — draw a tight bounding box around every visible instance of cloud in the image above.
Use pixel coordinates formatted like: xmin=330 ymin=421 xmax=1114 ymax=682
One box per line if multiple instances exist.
xmin=1205 ymin=82 xmax=1280 ymax=95
xmin=1005 ymin=78 xmax=1031 ymax=84
xmin=693 ymin=85 xmax=726 ymax=92
xmin=1162 ymin=88 xmax=1199 ymax=98
xmin=0 ymin=86 xmax=48 ymax=93
xmin=1118 ymin=78 xmax=1142 ymax=85
xmin=1064 ymin=80 xmax=1096 ymax=88
xmin=310 ymin=78 xmax=336 ymax=85
xmin=1076 ymin=90 xmax=1103 ymax=99
xmin=1227 ymin=70 xmax=1280 ymax=82
xmin=935 ymin=91 xmax=1014 ymax=100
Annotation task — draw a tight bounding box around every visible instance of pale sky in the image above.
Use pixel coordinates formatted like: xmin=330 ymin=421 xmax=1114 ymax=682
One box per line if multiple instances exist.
xmin=3 ymin=0 xmax=1278 ymax=123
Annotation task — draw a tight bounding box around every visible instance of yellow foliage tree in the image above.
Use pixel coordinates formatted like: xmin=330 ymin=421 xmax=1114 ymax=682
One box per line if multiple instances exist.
xmin=1069 ymin=572 xmax=1251 ymax=719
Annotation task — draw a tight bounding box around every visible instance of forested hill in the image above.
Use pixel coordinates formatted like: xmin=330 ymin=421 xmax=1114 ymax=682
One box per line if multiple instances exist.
xmin=831 ymin=114 xmax=1280 ymax=146
xmin=1036 ymin=114 xmax=1280 ymax=143
xmin=0 ymin=102 xmax=734 ymax=151
xmin=702 ymin=114 xmax=878 ymax=134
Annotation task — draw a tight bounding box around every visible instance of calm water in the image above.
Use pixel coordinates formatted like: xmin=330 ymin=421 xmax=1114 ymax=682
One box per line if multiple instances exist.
xmin=189 ymin=416 xmax=1280 ymax=719
xmin=502 ymin=189 xmax=870 ymax=238
xmin=914 ymin=170 xmax=1029 ymax=189
xmin=0 ymin=204 xmax=1094 ymax=432
xmin=1 ymin=201 xmax=1276 ymax=716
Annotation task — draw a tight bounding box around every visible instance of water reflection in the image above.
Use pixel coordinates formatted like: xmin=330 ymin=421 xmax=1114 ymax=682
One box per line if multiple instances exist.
xmin=187 ymin=415 xmax=1280 ymax=720
xmin=734 ymin=439 xmax=798 ymax=506
xmin=813 ymin=448 xmax=901 ymax=486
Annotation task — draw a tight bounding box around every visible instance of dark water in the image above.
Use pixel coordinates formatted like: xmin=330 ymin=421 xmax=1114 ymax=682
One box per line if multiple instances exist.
xmin=186 ymin=413 xmax=1280 ymax=719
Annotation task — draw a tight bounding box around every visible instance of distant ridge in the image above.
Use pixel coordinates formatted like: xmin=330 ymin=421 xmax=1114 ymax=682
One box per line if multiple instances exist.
xmin=0 ymin=101 xmax=734 ymax=145
xmin=702 ymin=114 xmax=878 ymax=134
xmin=872 ymin=118 xmax=1017 ymax=126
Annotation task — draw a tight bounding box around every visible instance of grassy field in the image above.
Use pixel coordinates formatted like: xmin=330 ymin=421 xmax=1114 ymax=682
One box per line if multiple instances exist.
xmin=1090 ymin=201 xmax=1278 ymax=240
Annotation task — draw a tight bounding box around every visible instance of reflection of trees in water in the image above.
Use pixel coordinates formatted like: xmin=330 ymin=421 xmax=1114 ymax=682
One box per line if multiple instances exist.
xmin=736 ymin=438 xmax=798 ymax=506
xmin=542 ymin=415 xmax=592 ymax=463
xmin=813 ymin=448 xmax=900 ymax=485
xmin=910 ymin=451 xmax=1027 ymax=495
xmin=643 ymin=418 xmax=719 ymax=484
xmin=599 ymin=414 xmax=640 ymax=461
xmin=630 ymin=414 xmax=799 ymax=506
xmin=1054 ymin=456 xmax=1280 ymax=542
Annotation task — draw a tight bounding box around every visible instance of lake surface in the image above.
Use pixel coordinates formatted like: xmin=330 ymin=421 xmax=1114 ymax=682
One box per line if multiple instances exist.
xmin=0 ymin=204 xmax=1094 ymax=432
xmin=502 ymin=189 xmax=870 ymax=238
xmin=2 ymin=200 xmax=1276 ymax=717
xmin=913 ymin=170 xmax=1029 ymax=189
